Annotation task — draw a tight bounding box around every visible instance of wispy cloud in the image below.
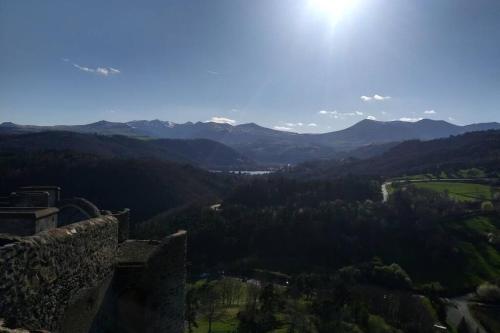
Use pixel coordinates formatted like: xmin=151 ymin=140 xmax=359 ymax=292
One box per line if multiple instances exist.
xmin=366 ymin=115 xmax=377 ymax=120
xmin=274 ymin=126 xmax=293 ymax=131
xmin=374 ymin=94 xmax=391 ymax=101
xmin=207 ymin=70 xmax=219 ymax=75
xmin=207 ymin=116 xmax=236 ymax=125
xmin=361 ymin=94 xmax=391 ymax=102
xmin=277 ymin=122 xmax=318 ymax=129
xmin=318 ymin=110 xmax=364 ymax=119
xmin=64 ymin=59 xmax=121 ymax=76
xmin=400 ymin=117 xmax=423 ymax=122
xmin=424 ymin=110 xmax=436 ymax=114
xmin=285 ymin=122 xmax=304 ymax=127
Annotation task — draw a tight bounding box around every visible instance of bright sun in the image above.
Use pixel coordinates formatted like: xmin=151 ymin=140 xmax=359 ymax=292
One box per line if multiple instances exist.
xmin=309 ymin=0 xmax=360 ymax=26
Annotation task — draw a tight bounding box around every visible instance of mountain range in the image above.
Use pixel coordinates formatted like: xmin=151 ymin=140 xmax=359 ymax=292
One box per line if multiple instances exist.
xmin=2 ymin=119 xmax=499 ymax=165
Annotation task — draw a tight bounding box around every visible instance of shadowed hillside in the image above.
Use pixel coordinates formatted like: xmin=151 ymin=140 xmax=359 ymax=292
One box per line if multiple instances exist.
xmin=0 ymin=151 xmax=234 ymax=223
xmin=294 ymin=130 xmax=500 ymax=177
xmin=0 ymin=131 xmax=254 ymax=170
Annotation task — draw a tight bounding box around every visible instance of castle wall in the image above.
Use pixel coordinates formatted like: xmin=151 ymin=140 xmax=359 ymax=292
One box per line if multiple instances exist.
xmin=90 ymin=231 xmax=187 ymax=333
xmin=0 ymin=215 xmax=118 ymax=331
xmin=141 ymin=230 xmax=187 ymax=333
xmin=111 ymin=208 xmax=130 ymax=243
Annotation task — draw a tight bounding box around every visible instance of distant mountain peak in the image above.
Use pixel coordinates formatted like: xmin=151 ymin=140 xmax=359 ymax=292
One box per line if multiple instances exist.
xmin=358 ymin=118 xmax=378 ymax=124
xmin=416 ymin=118 xmax=451 ymax=125
xmin=237 ymin=122 xmax=262 ymax=129
xmin=0 ymin=122 xmax=18 ymax=127
xmin=86 ymin=120 xmax=128 ymax=128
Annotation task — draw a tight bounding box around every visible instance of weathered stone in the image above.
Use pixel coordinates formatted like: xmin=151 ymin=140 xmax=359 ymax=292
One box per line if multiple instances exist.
xmin=0 ymin=187 xmax=186 ymax=333
xmin=0 ymin=216 xmax=118 ymax=331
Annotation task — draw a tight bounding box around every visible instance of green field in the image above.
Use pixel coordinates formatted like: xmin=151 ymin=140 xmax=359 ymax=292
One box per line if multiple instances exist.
xmin=192 ymin=306 xmax=239 ymax=333
xmin=188 ymin=278 xmax=295 ymax=333
xmin=413 ymin=181 xmax=496 ymax=202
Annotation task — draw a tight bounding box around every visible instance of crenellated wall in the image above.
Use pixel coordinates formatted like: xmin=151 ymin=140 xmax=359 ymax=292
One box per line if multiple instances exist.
xmin=0 ymin=216 xmax=118 ymax=331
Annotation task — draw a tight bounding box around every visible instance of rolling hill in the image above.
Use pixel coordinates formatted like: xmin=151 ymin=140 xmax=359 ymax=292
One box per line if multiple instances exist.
xmin=294 ymin=130 xmax=500 ymax=177
xmin=0 ymin=131 xmax=253 ymax=170
xmin=0 ymin=150 xmax=232 ymax=222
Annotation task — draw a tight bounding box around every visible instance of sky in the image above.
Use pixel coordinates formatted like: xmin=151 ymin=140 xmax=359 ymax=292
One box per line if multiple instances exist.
xmin=1 ymin=0 xmax=500 ymax=133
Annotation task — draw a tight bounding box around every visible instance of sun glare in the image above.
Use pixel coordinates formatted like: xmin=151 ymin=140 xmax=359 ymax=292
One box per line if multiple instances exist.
xmin=309 ymin=0 xmax=360 ymax=26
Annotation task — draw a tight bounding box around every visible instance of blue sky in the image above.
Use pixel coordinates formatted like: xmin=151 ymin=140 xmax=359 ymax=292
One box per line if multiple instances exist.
xmin=1 ymin=0 xmax=500 ymax=132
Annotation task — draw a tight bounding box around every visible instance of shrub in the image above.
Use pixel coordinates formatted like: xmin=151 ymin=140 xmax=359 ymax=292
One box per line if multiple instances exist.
xmin=476 ymin=282 xmax=500 ymax=303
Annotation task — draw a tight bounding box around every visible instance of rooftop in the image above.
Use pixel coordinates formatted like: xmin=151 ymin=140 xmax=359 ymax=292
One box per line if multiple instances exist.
xmin=0 ymin=207 xmax=59 ymax=219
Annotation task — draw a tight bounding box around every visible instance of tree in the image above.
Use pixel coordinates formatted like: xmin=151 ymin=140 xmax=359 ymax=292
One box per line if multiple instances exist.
xmin=237 ymin=283 xmax=283 ymax=333
xmin=219 ymin=277 xmax=244 ymax=306
xmin=199 ymin=281 xmax=224 ymax=333
xmin=185 ymin=285 xmax=200 ymax=333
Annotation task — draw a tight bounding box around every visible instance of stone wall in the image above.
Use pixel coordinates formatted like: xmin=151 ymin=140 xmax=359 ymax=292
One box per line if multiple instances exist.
xmin=139 ymin=230 xmax=187 ymax=333
xmin=0 ymin=216 xmax=118 ymax=331
xmin=110 ymin=208 xmax=130 ymax=243
xmin=90 ymin=231 xmax=187 ymax=333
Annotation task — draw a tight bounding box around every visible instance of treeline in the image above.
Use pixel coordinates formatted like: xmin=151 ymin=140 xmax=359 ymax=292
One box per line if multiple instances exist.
xmin=224 ymin=176 xmax=381 ymax=207
xmin=138 ymin=178 xmax=500 ymax=291
xmin=187 ymin=260 xmax=441 ymax=333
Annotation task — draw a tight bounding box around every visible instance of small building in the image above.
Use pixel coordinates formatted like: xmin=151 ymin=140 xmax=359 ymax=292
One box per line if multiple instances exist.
xmin=18 ymin=186 xmax=61 ymax=206
xmin=0 ymin=207 xmax=58 ymax=236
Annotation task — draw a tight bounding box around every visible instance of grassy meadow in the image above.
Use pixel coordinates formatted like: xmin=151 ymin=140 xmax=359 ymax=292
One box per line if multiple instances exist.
xmin=413 ymin=181 xmax=497 ymax=202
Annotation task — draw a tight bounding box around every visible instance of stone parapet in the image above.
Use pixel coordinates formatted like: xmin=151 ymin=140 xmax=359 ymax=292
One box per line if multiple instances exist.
xmin=0 ymin=215 xmax=118 ymax=331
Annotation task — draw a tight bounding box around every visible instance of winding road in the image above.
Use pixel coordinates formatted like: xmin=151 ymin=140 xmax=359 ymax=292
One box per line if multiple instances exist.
xmin=445 ymin=294 xmax=492 ymax=333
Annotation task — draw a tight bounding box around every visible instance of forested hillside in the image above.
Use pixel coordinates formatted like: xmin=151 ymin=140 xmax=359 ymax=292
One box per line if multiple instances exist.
xmin=294 ymin=130 xmax=500 ymax=178
xmin=0 ymin=131 xmax=254 ymax=169
xmin=0 ymin=151 xmax=233 ymax=222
